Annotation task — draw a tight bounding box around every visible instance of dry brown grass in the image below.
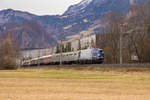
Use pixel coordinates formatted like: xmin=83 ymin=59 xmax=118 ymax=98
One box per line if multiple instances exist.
xmin=0 ymin=66 xmax=150 ymax=100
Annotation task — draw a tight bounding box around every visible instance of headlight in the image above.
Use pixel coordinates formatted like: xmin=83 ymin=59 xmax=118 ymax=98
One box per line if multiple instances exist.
xmin=98 ymin=54 xmax=101 ymax=56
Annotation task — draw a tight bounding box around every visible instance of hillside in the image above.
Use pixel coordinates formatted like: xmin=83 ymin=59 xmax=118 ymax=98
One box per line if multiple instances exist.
xmin=0 ymin=21 xmax=57 ymax=48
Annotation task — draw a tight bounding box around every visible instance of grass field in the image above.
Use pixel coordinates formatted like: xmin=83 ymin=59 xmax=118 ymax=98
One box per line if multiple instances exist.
xmin=0 ymin=66 xmax=150 ymax=100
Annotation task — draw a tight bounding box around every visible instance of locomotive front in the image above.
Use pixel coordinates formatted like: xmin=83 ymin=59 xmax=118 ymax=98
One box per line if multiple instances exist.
xmin=91 ymin=48 xmax=104 ymax=63
xmin=79 ymin=47 xmax=104 ymax=64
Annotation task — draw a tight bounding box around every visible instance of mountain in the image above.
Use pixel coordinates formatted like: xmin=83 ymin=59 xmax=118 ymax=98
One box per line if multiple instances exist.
xmin=0 ymin=9 xmax=60 ymax=48
xmin=0 ymin=0 xmax=150 ymax=48
xmin=62 ymin=0 xmax=150 ymax=36
xmin=64 ymin=0 xmax=150 ymax=16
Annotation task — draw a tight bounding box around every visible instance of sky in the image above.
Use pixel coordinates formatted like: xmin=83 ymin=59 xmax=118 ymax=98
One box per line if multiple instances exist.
xmin=0 ymin=0 xmax=83 ymax=15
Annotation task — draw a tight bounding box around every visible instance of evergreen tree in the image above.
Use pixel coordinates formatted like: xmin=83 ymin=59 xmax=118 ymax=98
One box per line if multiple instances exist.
xmin=0 ymin=31 xmax=20 ymax=69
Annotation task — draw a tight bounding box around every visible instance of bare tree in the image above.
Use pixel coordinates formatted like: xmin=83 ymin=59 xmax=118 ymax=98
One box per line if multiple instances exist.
xmin=142 ymin=24 xmax=150 ymax=62
xmin=98 ymin=13 xmax=123 ymax=64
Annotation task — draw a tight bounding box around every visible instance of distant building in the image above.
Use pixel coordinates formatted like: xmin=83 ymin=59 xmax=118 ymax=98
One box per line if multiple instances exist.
xmin=80 ymin=34 xmax=96 ymax=49
xmin=131 ymin=55 xmax=139 ymax=61
xmin=66 ymin=34 xmax=97 ymax=51
xmin=71 ymin=40 xmax=79 ymax=51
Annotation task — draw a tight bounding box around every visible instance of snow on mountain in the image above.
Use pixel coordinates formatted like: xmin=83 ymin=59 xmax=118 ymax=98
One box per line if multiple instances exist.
xmin=129 ymin=0 xmax=135 ymax=5
xmin=79 ymin=0 xmax=93 ymax=9
xmin=64 ymin=0 xmax=93 ymax=15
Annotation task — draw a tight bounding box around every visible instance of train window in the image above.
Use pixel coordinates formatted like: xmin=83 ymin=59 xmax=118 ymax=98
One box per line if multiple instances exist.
xmin=99 ymin=50 xmax=103 ymax=53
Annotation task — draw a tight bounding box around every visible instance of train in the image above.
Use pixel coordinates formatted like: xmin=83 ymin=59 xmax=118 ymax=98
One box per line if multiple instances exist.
xmin=22 ymin=47 xmax=104 ymax=66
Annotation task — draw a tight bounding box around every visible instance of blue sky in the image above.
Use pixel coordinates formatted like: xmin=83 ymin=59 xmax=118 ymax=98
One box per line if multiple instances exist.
xmin=0 ymin=0 xmax=83 ymax=15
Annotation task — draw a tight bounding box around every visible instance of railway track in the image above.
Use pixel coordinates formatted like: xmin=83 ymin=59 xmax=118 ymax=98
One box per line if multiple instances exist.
xmin=22 ymin=63 xmax=150 ymax=68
